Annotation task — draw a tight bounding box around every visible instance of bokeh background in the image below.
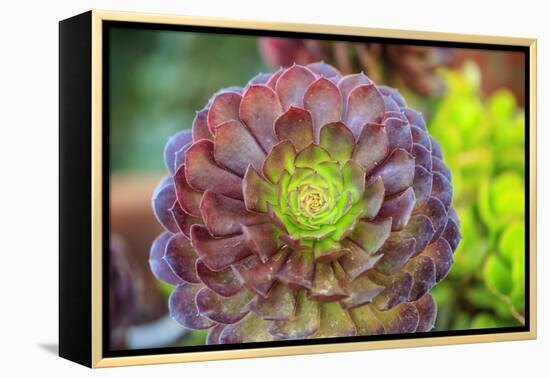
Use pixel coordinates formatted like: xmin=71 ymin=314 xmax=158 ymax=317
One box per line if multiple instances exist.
xmin=108 ymin=26 xmax=526 ymax=350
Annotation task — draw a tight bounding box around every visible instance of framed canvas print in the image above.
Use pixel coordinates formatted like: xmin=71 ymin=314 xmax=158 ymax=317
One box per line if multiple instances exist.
xmin=59 ymin=10 xmax=537 ymax=368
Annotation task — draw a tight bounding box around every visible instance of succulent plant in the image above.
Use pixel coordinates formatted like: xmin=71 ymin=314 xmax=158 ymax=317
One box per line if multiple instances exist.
xmin=150 ymin=62 xmax=460 ymax=344
xmin=429 ymin=63 xmax=525 ymax=329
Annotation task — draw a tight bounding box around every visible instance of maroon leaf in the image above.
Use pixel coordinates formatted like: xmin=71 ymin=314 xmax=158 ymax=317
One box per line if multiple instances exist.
xmin=410 ymin=125 xmax=432 ymax=151
xmin=190 ymin=225 xmax=252 ymax=272
xmin=174 ymin=165 xmax=202 ymax=217
xmin=232 ymin=248 xmax=289 ymax=297
xmin=345 ymin=84 xmax=385 ymax=136
xmin=348 ymin=219 xmax=392 ymax=255
xmin=369 ymin=270 xmax=413 ymax=310
xmin=242 ymin=223 xmax=285 ymax=262
xmin=239 ymin=84 xmax=282 ymax=152
xmin=149 ymin=232 xmax=181 ymax=285
xmin=196 ymin=287 xmax=253 ymax=324
xmin=384 ymin=110 xmax=408 ymax=122
xmin=170 ymin=201 xmax=203 ymax=238
xmin=378 ymin=85 xmax=407 ymax=108
xmin=414 ymin=196 xmax=448 ymax=242
xmin=338 ymin=73 xmax=372 ymax=114
xmin=274 ymin=107 xmax=314 ymax=152
xmin=362 ymin=176 xmax=386 ymax=220
xmin=377 ymin=187 xmax=416 ymax=231
xmin=375 ymin=236 xmax=417 ymax=275
xmin=339 ymin=239 xmax=383 ymax=280
xmin=185 ymin=140 xmax=243 ymax=200
xmin=382 ymin=94 xmax=400 ymax=112
xmin=152 ymin=182 xmax=179 ymax=233
xmin=412 ymin=143 xmax=432 ymax=171
xmin=385 ymin=117 xmax=412 ymax=153
xmin=276 ymin=251 xmax=315 ymax=289
xmin=442 ymin=217 xmax=461 ymax=251
xmin=164 ymin=130 xmax=192 ymax=175
xmin=169 ymin=283 xmax=214 ymax=329
xmin=354 ymin=123 xmax=389 ymax=174
xmin=373 ymin=302 xmax=419 ymax=334
xmin=403 ymin=108 xmax=427 ymax=130
xmin=265 ymin=67 xmax=284 ymax=89
xmin=402 ymin=214 xmax=436 ymax=256
xmin=309 ymin=262 xmax=348 ymax=302
xmin=303 ymin=77 xmax=342 ymax=141
xmin=174 ymin=145 xmax=189 ymax=175
xmin=367 ymin=148 xmax=415 ymax=197
xmin=196 ymin=260 xmax=243 ymax=297
xmin=213 ymin=119 xmax=266 ymax=176
xmin=403 ymin=255 xmax=436 ymax=301
xmin=422 ymin=238 xmax=453 ymax=282
xmin=200 ymin=190 xmax=268 ymax=236
xmin=412 ymin=294 xmax=437 ymax=332
xmin=341 ymin=275 xmax=385 ymax=309
xmin=412 ymin=165 xmax=433 ymax=208
xmin=276 ymin=64 xmax=316 ymax=110
xmin=192 ymin=108 xmax=213 ymax=142
xmin=165 ymin=233 xmax=200 ymax=284
xmin=207 ymin=91 xmax=242 ymax=133
xmin=206 ymin=324 xmax=226 ymax=345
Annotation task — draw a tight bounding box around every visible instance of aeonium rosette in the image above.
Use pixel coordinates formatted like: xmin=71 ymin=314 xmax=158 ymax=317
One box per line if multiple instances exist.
xmin=150 ymin=62 xmax=460 ymax=344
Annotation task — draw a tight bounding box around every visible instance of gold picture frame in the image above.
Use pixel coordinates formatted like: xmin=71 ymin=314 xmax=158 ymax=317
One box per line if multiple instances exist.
xmin=59 ymin=9 xmax=537 ymax=368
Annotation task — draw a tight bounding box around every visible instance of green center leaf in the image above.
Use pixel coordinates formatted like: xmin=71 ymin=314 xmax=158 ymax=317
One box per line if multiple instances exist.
xmin=264 ymin=143 xmax=368 ymax=250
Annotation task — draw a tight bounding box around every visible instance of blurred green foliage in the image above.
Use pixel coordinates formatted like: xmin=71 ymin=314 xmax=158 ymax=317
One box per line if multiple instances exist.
xmin=110 ymin=27 xmax=268 ymax=172
xmin=429 ymin=62 xmax=526 ymax=330
xmin=179 ymin=330 xmax=209 ymax=346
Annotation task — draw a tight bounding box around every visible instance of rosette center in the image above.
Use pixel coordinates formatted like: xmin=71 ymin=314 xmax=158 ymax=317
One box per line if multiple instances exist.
xmin=297 ymin=185 xmax=329 ymax=218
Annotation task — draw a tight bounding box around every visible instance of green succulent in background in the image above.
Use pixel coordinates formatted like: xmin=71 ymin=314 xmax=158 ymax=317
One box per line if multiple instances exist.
xmin=429 ymin=62 xmax=525 ymax=330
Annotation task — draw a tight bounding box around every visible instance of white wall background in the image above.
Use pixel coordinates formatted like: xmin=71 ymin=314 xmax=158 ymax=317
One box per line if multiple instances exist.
xmin=0 ymin=0 xmax=546 ymax=376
